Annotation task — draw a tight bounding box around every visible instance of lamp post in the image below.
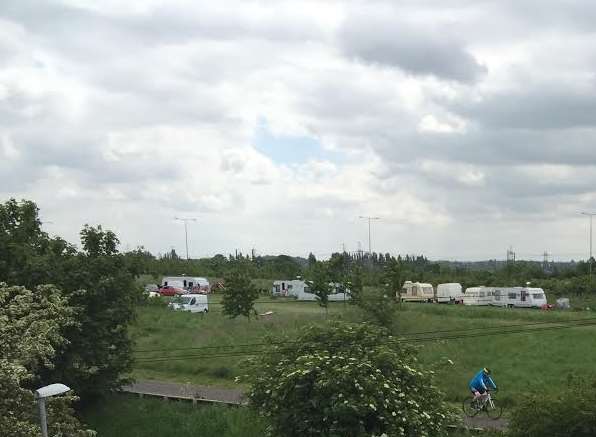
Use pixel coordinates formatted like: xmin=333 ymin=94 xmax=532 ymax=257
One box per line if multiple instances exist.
xmin=359 ymin=216 xmax=381 ymax=254
xmin=174 ymin=217 xmax=197 ymax=261
xmin=580 ymin=212 xmax=596 ymax=288
xmin=35 ymin=383 xmax=71 ymax=437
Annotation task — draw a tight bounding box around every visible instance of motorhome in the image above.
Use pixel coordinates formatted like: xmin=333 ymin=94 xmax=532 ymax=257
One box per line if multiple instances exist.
xmin=168 ymin=294 xmax=208 ymax=313
xmin=399 ymin=281 xmax=435 ymax=302
xmin=436 ymin=283 xmax=464 ymax=304
xmin=463 ymin=287 xmax=493 ymax=306
xmin=162 ymin=276 xmax=210 ymax=293
xmin=491 ymin=287 xmax=547 ymax=308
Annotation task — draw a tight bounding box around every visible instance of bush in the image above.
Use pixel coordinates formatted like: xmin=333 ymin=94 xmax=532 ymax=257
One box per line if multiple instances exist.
xmin=241 ymin=322 xmax=455 ymax=437
xmin=507 ymin=377 xmax=596 ymax=437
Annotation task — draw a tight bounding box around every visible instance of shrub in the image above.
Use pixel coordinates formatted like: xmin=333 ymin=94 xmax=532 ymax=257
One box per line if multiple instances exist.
xmin=241 ymin=322 xmax=455 ymax=437
xmin=507 ymin=377 xmax=596 ymax=437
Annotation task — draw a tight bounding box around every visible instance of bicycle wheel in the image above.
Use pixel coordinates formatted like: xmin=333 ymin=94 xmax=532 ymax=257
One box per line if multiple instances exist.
xmin=485 ymin=399 xmax=503 ymax=419
xmin=462 ymin=398 xmax=480 ymax=417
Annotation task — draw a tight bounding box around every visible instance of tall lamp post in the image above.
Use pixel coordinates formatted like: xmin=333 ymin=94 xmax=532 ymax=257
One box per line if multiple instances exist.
xmin=35 ymin=383 xmax=71 ymax=437
xmin=359 ymin=216 xmax=381 ymax=254
xmin=580 ymin=212 xmax=596 ymax=288
xmin=174 ymin=217 xmax=197 ymax=261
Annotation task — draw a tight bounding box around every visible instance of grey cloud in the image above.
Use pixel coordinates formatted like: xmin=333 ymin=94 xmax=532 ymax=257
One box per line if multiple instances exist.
xmin=339 ymin=12 xmax=486 ymax=83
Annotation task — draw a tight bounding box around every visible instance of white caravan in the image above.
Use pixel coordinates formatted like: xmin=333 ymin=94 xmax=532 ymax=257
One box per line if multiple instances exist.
xmin=463 ymin=287 xmax=493 ymax=306
xmin=168 ymin=294 xmax=209 ymax=313
xmin=491 ymin=287 xmax=547 ymax=308
xmin=436 ymin=283 xmax=464 ymax=304
xmin=272 ymin=280 xmax=351 ymax=301
xmin=399 ymin=281 xmax=435 ymax=302
xmin=162 ymin=276 xmax=210 ymax=293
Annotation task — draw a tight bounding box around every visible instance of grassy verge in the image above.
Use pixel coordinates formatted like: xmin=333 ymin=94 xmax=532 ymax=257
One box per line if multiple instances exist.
xmin=81 ymin=394 xmax=266 ymax=437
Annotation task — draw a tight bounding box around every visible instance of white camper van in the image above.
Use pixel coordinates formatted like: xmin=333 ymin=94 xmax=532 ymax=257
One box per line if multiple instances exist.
xmin=168 ymin=294 xmax=208 ymax=313
xmin=463 ymin=287 xmax=493 ymax=306
xmin=399 ymin=281 xmax=435 ymax=302
xmin=491 ymin=287 xmax=547 ymax=308
xmin=436 ymin=283 xmax=464 ymax=304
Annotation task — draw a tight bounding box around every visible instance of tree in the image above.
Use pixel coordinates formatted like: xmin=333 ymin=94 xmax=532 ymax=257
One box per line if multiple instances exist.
xmin=348 ymin=266 xmax=364 ymax=306
xmin=243 ymin=322 xmax=454 ymax=437
xmin=309 ymin=262 xmax=330 ymax=314
xmin=221 ymin=268 xmax=259 ymax=319
xmin=0 ymin=283 xmax=93 ymax=436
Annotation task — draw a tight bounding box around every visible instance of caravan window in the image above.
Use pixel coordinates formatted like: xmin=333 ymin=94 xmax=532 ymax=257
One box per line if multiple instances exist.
xmin=532 ymin=293 xmax=544 ymax=299
xmin=479 ymin=291 xmax=485 ymax=297
xmin=508 ymin=292 xmax=517 ymax=299
xmin=401 ymin=287 xmax=407 ymax=294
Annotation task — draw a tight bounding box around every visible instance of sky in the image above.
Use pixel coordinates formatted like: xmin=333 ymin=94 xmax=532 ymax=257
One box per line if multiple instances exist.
xmin=1 ymin=0 xmax=596 ymax=261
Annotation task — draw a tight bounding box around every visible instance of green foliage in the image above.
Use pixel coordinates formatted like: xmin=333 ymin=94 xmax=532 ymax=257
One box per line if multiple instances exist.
xmin=242 ymin=322 xmax=455 ymax=437
xmin=222 ymin=268 xmax=260 ymax=319
xmin=0 ymin=283 xmax=93 ymax=436
xmin=308 ymin=262 xmax=331 ymax=311
xmin=348 ymin=266 xmax=364 ymax=305
xmin=507 ymin=378 xmax=596 ymax=437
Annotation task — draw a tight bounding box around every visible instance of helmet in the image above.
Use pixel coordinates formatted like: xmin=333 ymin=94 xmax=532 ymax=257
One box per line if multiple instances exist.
xmin=483 ymin=367 xmax=491 ymax=375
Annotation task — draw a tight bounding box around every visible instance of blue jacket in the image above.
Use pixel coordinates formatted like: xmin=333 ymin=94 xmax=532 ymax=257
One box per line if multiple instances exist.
xmin=469 ymin=370 xmax=497 ymax=391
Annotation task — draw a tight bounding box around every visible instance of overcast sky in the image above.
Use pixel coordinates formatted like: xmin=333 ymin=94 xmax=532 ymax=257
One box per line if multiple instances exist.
xmin=2 ymin=0 xmax=596 ymax=261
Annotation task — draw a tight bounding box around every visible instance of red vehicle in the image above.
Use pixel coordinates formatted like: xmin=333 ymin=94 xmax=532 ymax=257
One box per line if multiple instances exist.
xmin=159 ymin=285 xmax=187 ymax=297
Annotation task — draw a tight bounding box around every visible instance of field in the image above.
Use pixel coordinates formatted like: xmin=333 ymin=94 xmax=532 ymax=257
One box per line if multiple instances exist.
xmin=131 ymin=294 xmax=596 ymax=404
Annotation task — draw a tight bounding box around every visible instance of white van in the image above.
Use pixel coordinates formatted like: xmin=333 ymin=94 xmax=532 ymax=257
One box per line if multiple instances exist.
xmin=436 ymin=283 xmax=464 ymax=304
xmin=399 ymin=281 xmax=435 ymax=302
xmin=169 ymin=294 xmax=209 ymax=313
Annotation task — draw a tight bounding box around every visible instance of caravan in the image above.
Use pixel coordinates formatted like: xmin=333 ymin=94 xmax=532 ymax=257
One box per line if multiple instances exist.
xmin=399 ymin=281 xmax=435 ymax=303
xmin=162 ymin=276 xmax=210 ymax=293
xmin=436 ymin=283 xmax=464 ymax=304
xmin=491 ymin=287 xmax=547 ymax=308
xmin=463 ymin=287 xmax=493 ymax=306
xmin=272 ymin=280 xmax=351 ymax=301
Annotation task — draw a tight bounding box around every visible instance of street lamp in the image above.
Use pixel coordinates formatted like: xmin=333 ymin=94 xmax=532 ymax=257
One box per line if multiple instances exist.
xmin=174 ymin=217 xmax=198 ymax=261
xmin=580 ymin=212 xmax=596 ymax=287
xmin=359 ymin=216 xmax=381 ymax=254
xmin=35 ymin=383 xmax=71 ymax=437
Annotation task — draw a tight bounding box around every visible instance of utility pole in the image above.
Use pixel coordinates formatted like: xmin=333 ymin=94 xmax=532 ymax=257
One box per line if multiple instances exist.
xmin=580 ymin=212 xmax=596 ymax=288
xmin=174 ymin=217 xmax=197 ymax=261
xmin=359 ymin=216 xmax=381 ymax=254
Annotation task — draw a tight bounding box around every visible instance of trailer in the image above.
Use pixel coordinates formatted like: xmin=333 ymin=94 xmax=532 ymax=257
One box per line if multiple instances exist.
xmin=272 ymin=280 xmax=350 ymax=301
xmin=491 ymin=287 xmax=547 ymax=308
xmin=399 ymin=281 xmax=435 ymax=302
xmin=463 ymin=286 xmax=493 ymax=306
xmin=436 ymin=283 xmax=464 ymax=304
xmin=162 ymin=276 xmax=210 ymax=293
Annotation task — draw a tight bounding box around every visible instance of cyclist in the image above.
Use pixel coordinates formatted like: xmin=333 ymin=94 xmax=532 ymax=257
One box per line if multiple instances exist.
xmin=469 ymin=367 xmax=497 ymax=402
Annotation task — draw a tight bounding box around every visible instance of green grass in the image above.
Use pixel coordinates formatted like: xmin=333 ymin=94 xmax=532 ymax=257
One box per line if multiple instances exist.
xmin=81 ymin=394 xmax=265 ymax=437
xmin=131 ymin=296 xmax=596 ymax=405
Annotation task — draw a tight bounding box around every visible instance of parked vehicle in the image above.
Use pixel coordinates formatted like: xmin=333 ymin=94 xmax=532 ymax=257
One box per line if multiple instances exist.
xmin=168 ymin=294 xmax=208 ymax=313
xmin=436 ymin=283 xmax=464 ymax=304
xmin=271 ymin=279 xmax=351 ymax=301
xmin=463 ymin=287 xmax=492 ymax=306
xmin=399 ymin=281 xmax=435 ymax=302
xmin=159 ymin=285 xmax=187 ymax=296
xmin=491 ymin=287 xmax=547 ymax=308
xmin=162 ymin=276 xmax=211 ymax=293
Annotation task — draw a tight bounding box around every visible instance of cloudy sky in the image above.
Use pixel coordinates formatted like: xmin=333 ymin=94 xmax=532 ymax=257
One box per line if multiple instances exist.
xmin=1 ymin=0 xmax=596 ymax=261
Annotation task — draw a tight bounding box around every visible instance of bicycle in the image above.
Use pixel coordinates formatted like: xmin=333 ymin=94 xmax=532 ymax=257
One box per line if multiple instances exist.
xmin=462 ymin=389 xmax=503 ymax=420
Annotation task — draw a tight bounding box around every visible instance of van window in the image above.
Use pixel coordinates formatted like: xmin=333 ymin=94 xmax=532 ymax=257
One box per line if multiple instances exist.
xmin=190 ymin=298 xmax=196 ymax=305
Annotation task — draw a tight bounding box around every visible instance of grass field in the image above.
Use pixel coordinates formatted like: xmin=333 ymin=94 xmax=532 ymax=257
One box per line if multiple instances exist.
xmin=131 ymin=294 xmax=596 ymax=406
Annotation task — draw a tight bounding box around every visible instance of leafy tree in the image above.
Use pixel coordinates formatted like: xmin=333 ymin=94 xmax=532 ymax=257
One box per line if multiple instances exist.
xmin=0 ymin=283 xmax=93 ymax=436
xmin=221 ymin=268 xmax=259 ymax=319
xmin=508 ymin=377 xmax=596 ymax=437
xmin=309 ymin=262 xmax=330 ymax=314
xmin=243 ymin=322 xmax=454 ymax=437
xmin=348 ymin=266 xmax=364 ymax=306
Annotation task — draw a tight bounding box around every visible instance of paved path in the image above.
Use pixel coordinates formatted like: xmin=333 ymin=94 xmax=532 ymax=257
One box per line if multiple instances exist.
xmin=122 ymin=380 xmax=508 ymax=431
xmin=121 ymin=380 xmax=245 ymax=405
